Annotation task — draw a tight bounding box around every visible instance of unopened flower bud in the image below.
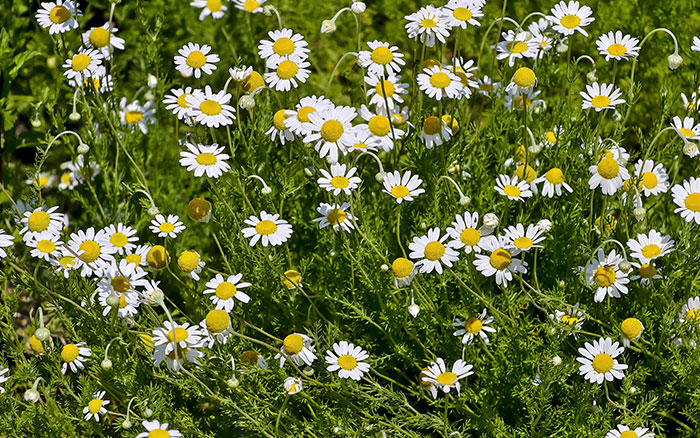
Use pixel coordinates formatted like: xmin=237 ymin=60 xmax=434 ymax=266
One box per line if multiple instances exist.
xmin=586 ymin=71 xmax=597 ymax=84
xmin=46 ymin=56 xmax=57 ymax=69
xmin=459 ymin=196 xmax=470 ymax=206
xmin=420 ymin=222 xmax=427 ymax=230
xmin=483 ymin=213 xmax=499 ymax=228
xmin=633 ymin=207 xmax=645 ymax=222
xmin=147 ymin=74 xmax=158 ymax=89
xmin=239 ymin=94 xmax=256 ymax=110
xmin=147 ymin=289 xmax=165 ymax=306
xmin=77 ymin=143 xmax=90 ymax=154
xmin=261 ymin=186 xmax=272 ymax=195
xmin=668 ymin=53 xmax=683 ymax=70
xmin=321 ymin=19 xmax=337 ymax=34
xmin=619 ymin=261 xmax=632 ymax=273
xmin=31 ymin=115 xmax=42 ymax=128
xmin=69 ymin=112 xmax=81 ymax=122
xmin=528 ymin=143 xmax=542 ymax=154
xmin=536 ymin=219 xmax=552 ymax=232
xmin=351 ymin=1 xmax=366 ymax=14
xmin=408 ymin=300 xmax=420 ymax=318
xmin=35 ymin=327 xmax=51 ymax=341
xmin=304 ymin=166 xmax=314 ymax=177
xmin=556 ymin=42 xmax=568 ymax=54
xmin=551 ymin=355 xmax=562 ymax=366
xmin=262 ymin=5 xmax=275 ymax=15
xmin=227 ymin=376 xmax=240 ymax=388
xmin=24 ymin=388 xmax=41 ymax=403
xmin=147 ymin=205 xmax=160 ymax=216
xmin=629 ymin=386 xmax=636 ymax=394
xmin=106 ymin=293 xmax=121 ymax=308
xmin=612 ymin=110 xmax=622 ymax=121
xmin=302 ymin=366 xmax=314 ymax=376
xmin=101 ymin=358 xmax=113 ymax=370
xmin=380 ymin=264 xmax=389 ymax=272
xmin=375 ymin=172 xmax=385 ymax=183
xmin=683 ymin=141 xmax=698 ymax=157
xmin=122 ymin=419 xmax=132 ymax=429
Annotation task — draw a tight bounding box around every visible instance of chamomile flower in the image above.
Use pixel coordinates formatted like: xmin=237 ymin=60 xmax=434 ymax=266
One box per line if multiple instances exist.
xmin=365 ymin=72 xmax=409 ymax=109
xmin=550 ymin=305 xmax=585 ymax=332
xmin=174 ymin=42 xmax=219 ymax=78
xmin=267 ymin=109 xmax=295 ymax=144
xmin=52 ymin=250 xmax=78 ymax=278
xmin=325 ymin=341 xmax=370 ymax=381
xmin=124 ymin=244 xmax=151 ymax=267
xmin=241 ymin=211 xmax=293 ymax=247
xmin=495 ymin=31 xmax=539 ymax=67
xmin=680 ymin=297 xmax=700 ymax=327
xmin=391 ymin=257 xmax=415 ymax=287
xmin=67 ymin=227 xmax=117 ymax=277
xmin=275 ymin=333 xmax=317 ymax=367
xmin=98 ymin=288 xmax=140 ymax=318
xmin=102 ymin=223 xmax=138 ymax=255
xmin=620 ymin=317 xmax=644 ymax=347
xmin=629 ymin=262 xmax=662 ymax=285
xmin=585 ymin=249 xmax=629 ymax=302
xmin=119 ymin=98 xmax=156 ymax=134
xmin=581 ymin=82 xmax=625 ymax=112
xmin=136 ymin=421 xmax=182 ymax=438
xmin=27 ymin=233 xmax=64 ymax=262
xmin=528 ymin=19 xmax=555 ymax=57
xmin=417 ymin=65 xmax=462 ymax=100
xmin=265 ymin=57 xmax=311 ymax=92
xmin=681 ymin=92 xmax=699 ymax=112
xmin=163 ymin=87 xmax=196 ymax=120
xmin=405 ymin=5 xmax=451 ymax=48
xmin=476 ymin=75 xmax=501 ymax=96
xmin=82 ymin=24 xmax=125 ymax=59
xmin=179 ymin=142 xmax=231 ymax=178
xmin=83 ymin=391 xmax=109 ymax=421
xmin=199 ymin=310 xmax=233 ymax=347
xmin=177 ymin=250 xmax=205 ymax=281
xmin=473 ymin=235 xmax=527 ymax=287
xmin=588 ymin=156 xmax=629 ymax=195
xmin=304 ymin=105 xmax=358 ymax=162
xmin=452 ymin=309 xmax=496 ymax=344
xmin=187 ymin=86 xmax=236 ymax=128
xmin=449 ymin=57 xmax=479 ymax=97
xmin=445 ymin=212 xmax=493 ymax=254
xmin=204 ymin=273 xmax=251 ymax=312
xmin=61 ymin=342 xmax=91 ymax=374
xmin=382 ymin=170 xmax=425 ymax=203
xmin=693 ymin=36 xmax=700 ymax=52
xmin=346 ymin=128 xmax=380 ymax=153
xmin=229 ymin=65 xmax=253 ymax=81
xmin=36 ymin=0 xmax=81 ymax=35
xmin=284 ymin=377 xmax=302 ymax=394
xmin=0 ymin=368 xmax=8 ymax=394
xmin=596 ymin=31 xmax=640 ymax=61
xmin=576 ymin=337 xmax=627 ymax=384
xmin=150 ymin=214 xmax=186 ymax=238
xmin=0 ymin=230 xmax=14 ymax=259
xmin=495 ymin=174 xmax=533 ymax=201
xmin=25 ymin=172 xmax=55 ymax=190
xmin=420 ymin=115 xmax=452 ymax=148
xmin=605 ymin=424 xmax=654 ymax=438
xmin=69 ymin=66 xmax=113 ymax=92
xmin=358 ymin=104 xmax=404 ymax=151
xmin=627 ymin=230 xmax=674 ymax=264
xmin=62 ymin=47 xmax=103 ymax=83
xmin=313 ymin=202 xmax=356 ymax=233
xmin=233 ymin=0 xmax=266 ymax=13
xmin=533 ymin=167 xmax=573 ymax=197
xmin=358 ymin=41 xmax=406 ymax=76
xmin=671 ymin=116 xmax=700 ymax=140
xmin=285 ymin=95 xmax=334 ymax=136
xmin=441 ymin=0 xmax=483 ymax=29
xmin=421 ymin=358 xmax=474 ymax=397
xmin=191 ymin=0 xmax=227 ymax=20
xmin=632 ymin=159 xmax=669 ymax=197
xmin=317 ymin=163 xmax=362 ymax=195
xmin=258 ymin=28 xmax=310 ymax=68
xmin=20 ymin=206 xmax=64 ymax=241
xmin=504 ymin=88 xmax=544 ymax=112
xmin=504 ymin=223 xmax=546 ymax=254
xmin=671 ymin=177 xmax=700 ymax=224
xmin=409 ymin=227 xmax=460 ymax=274
xmin=547 ymin=0 xmax=595 ymax=37
xmin=151 ymin=321 xmax=205 ymax=371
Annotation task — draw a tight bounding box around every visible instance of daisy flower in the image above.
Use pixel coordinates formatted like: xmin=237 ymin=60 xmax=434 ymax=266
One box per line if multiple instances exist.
xmin=681 ymin=92 xmax=699 ymax=112
xmin=102 ymin=223 xmax=138 ymax=255
xmin=391 ymin=257 xmax=415 ymax=287
xmin=204 ymin=273 xmax=252 ymax=312
xmin=52 ymin=250 xmax=78 ymax=278
xmin=420 ymin=115 xmax=452 ymax=148
xmin=417 ymin=65 xmax=462 ymax=100
xmin=233 ymin=0 xmax=266 ymax=13
xmin=199 ymin=310 xmax=233 ymax=347
xmin=671 ymin=116 xmax=700 ymax=140
xmin=671 ymin=177 xmax=700 ymax=224
xmin=124 ymin=244 xmax=151 ymax=268
xmin=347 ymin=128 xmax=380 ymax=153
xmin=633 ymin=160 xmax=668 ymax=197
xmin=177 ymin=250 xmax=205 ymax=281
xmin=680 ymin=297 xmax=700 ymax=327
xmin=550 ymin=305 xmax=585 ymax=333
xmin=382 ymin=170 xmax=425 ymax=203
xmin=241 ymin=211 xmax=293 ymax=247
xmin=69 ymin=67 xmax=114 ymax=93
xmin=258 ymin=28 xmax=310 ymax=68
xmin=191 ymin=0 xmax=227 ymax=20
xmin=504 ymin=88 xmax=543 ymax=111
xmin=313 ymin=202 xmax=356 ymax=233
xmin=267 ymin=109 xmax=295 ymax=145
xmin=0 ymin=230 xmax=14 ymax=259
xmin=82 ymin=24 xmax=125 ymax=59
xmin=452 ymin=309 xmax=496 ymax=344
xmin=136 ymin=420 xmax=182 ymax=438
xmin=581 ymin=82 xmax=625 ymax=112
xmin=473 ymin=235 xmax=527 ymax=287
xmin=547 ymin=0 xmax=595 ymax=37
xmin=187 ymin=86 xmax=236 ymax=128
xmin=0 ymin=368 xmax=8 ymax=394
xmin=495 ymin=174 xmax=533 ymax=201
xmin=163 ymin=87 xmax=196 ymax=120
xmin=67 ymin=227 xmax=117 ymax=277
xmin=504 ymin=223 xmax=546 ymax=254
xmin=441 ymin=0 xmax=483 ymax=29
xmin=588 ymin=156 xmax=629 ymax=195
xmin=629 ymin=262 xmax=662 ymax=285
xmin=20 ymin=206 xmax=64 ymax=241
xmin=61 ymin=342 xmax=91 ymax=374
xmin=620 ymin=317 xmax=644 ymax=347
xmin=409 ymin=227 xmax=460 ymax=275
xmin=449 ymin=57 xmax=479 ymax=97
xmin=358 ymin=41 xmax=406 ymax=76
xmin=304 ymin=105 xmax=358 ymax=163
xmin=83 ymin=391 xmax=109 ymax=421
xmin=358 ymin=104 xmax=404 ymax=151
xmin=151 ymin=321 xmax=205 ymax=371
xmin=445 ymin=211 xmax=493 ymax=254
xmin=596 ymin=31 xmax=640 ymax=61
xmin=605 ymin=424 xmax=654 ymax=438
xmin=284 ymin=377 xmax=302 ymax=395
xmin=533 ymin=167 xmax=573 ymax=197
xmin=98 ymin=287 xmax=140 ymax=318
xmin=477 ymin=75 xmax=501 ymax=96
xmin=405 ymin=5 xmax=451 ymax=48
xmin=317 ymin=163 xmax=362 ymax=195
xmin=174 ymin=42 xmax=219 ymax=78
xmin=265 ymin=57 xmax=311 ymax=92
xmin=275 ymin=333 xmax=317 ymax=367
xmin=119 ymin=98 xmax=156 ymax=134
xmin=36 ymin=0 xmax=81 ymax=35
xmin=27 ymin=233 xmax=64 ymax=262
xmin=25 ymin=172 xmax=55 ymax=190
xmin=240 ymin=350 xmax=268 ymax=370
xmin=627 ymin=230 xmax=674 ymax=264
xmin=495 ymin=31 xmax=539 ymax=67
xmin=577 ymin=337 xmax=627 ymax=384
xmin=421 ymin=358 xmax=473 ymax=397
xmin=63 ymin=47 xmax=103 ymax=83
xmin=585 ymin=248 xmax=629 ymax=302
xmin=325 ymin=341 xmax=370 ymax=381
xmin=179 ymin=142 xmax=231 ymax=178
xmin=150 ymin=214 xmax=186 ymax=238
xmin=284 ymin=95 xmax=334 ymax=136
xmin=365 ymin=72 xmax=409 ymax=109
xmin=528 ymin=20 xmax=555 ymax=57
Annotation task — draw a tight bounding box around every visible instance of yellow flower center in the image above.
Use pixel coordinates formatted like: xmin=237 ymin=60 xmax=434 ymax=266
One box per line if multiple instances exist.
xmin=685 ymin=193 xmax=700 ymax=212
xmin=281 ymin=270 xmax=301 ymax=288
xmin=327 ymin=208 xmax=347 ymax=225
xmin=110 ymin=232 xmax=128 ymax=247
xmin=597 ymin=158 xmax=619 ymax=179
xmin=186 ymin=51 xmax=207 ymax=69
xmin=177 ymin=250 xmax=200 ymax=273
xmin=594 ymin=265 xmax=616 ymax=287
xmin=215 ymin=282 xmax=237 ymax=300
xmin=61 ymin=344 xmax=80 ymax=363
xmin=686 ymin=308 xmax=700 ymax=324
xmin=30 ymin=335 xmax=45 ymax=354
xmin=442 ymin=115 xmax=458 ymax=132
xmin=465 ymin=317 xmax=482 ymax=334
xmin=591 ymin=95 xmax=611 ymax=109
xmin=330 ymin=176 xmax=349 ymax=188
xmin=243 ymin=0 xmax=259 ymax=12
xmin=337 ymin=354 xmax=357 ymax=370
xmin=272 ymin=37 xmax=295 ymax=56
xmin=429 ymin=72 xmax=451 ymax=89
xmin=368 ymin=115 xmax=391 ymax=136
xmin=255 ymin=220 xmax=277 ymax=235
xmin=637 ymin=263 xmax=656 ymax=278
xmin=148 ymin=430 xmax=170 ymax=438
xmin=560 ymin=14 xmax=581 ymax=29
xmin=79 ymin=240 xmax=101 ymax=263
xmin=89 ymin=28 xmax=110 ymax=48
xmin=118 ymin=293 xmax=128 ymax=308
xmin=177 ymin=93 xmax=192 ymax=108
xmin=460 ymin=228 xmax=480 ymax=246
xmin=126 ymin=254 xmax=142 ymax=265
xmin=392 ymin=257 xmax=413 ymax=279
xmin=111 ymin=276 xmax=130 ymax=293
xmin=283 ymin=334 xmax=304 ymax=355
xmin=424 ymin=241 xmax=445 ymax=261
xmin=87 ymin=398 xmax=103 ymax=414
xmin=420 ymin=18 xmax=437 ymax=28
xmin=50 ymin=6 xmax=71 ymax=23
xmin=72 ymin=54 xmax=92 ymax=72
xmin=423 ymin=116 xmax=441 ymax=135
xmin=370 ymin=46 xmax=393 ymax=64
xmin=503 ymin=184 xmax=521 ymax=198
xmin=513 ymin=67 xmax=536 ymax=88
xmin=607 ymin=43 xmax=627 ymax=57
xmin=391 ymin=185 xmax=410 ymax=198
xmin=273 ymin=109 xmax=289 ymax=131
xmin=640 ymin=172 xmax=657 ymax=189
xmin=159 ymin=222 xmax=175 ymax=234
xmin=188 ymin=198 xmax=211 ymax=221
xmin=59 ymin=256 xmax=76 ymax=268
xmin=591 ymin=353 xmax=614 ymax=373
xmin=508 ymin=41 xmax=528 ymax=54
xmin=240 ymin=350 xmax=261 ymax=364
xmin=277 ymin=60 xmax=298 ymax=79
xmin=436 ymin=371 xmax=457 ymax=385
xmin=320 ymin=120 xmax=344 ymax=142
xmin=297 ymin=106 xmax=315 ymax=122
xmin=621 ymin=318 xmax=643 ymax=340
xmin=489 ymin=248 xmax=512 ymax=270
xmin=620 ymin=431 xmax=638 ymax=438
xmin=200 ymin=100 xmax=222 ymax=116
xmin=514 ymin=164 xmax=536 ymax=183
xmin=167 ymin=327 xmax=189 ymax=343
xmin=513 ymin=237 xmax=533 ymax=249
xmin=125 ymin=110 xmax=143 ymax=124
xmin=561 ymin=314 xmax=578 ymax=326
xmin=37 ymin=240 xmax=56 ymax=254
xmin=641 ymin=244 xmax=661 ymax=259
xmin=207 ymin=0 xmax=222 ymax=11
xmin=545 ymin=130 xmax=558 ymax=144
xmin=375 ymin=80 xmax=395 ymax=97
xmin=28 ymin=211 xmax=50 ymax=232
xmin=206 ymin=309 xmax=231 ymax=333
xmin=680 ymin=128 xmax=695 ymax=138
xmin=242 ymin=71 xmax=265 ymax=93
xmin=545 ymin=168 xmax=565 ymax=184
xmin=196 ymin=152 xmax=217 ymax=166
xmin=452 ymin=7 xmax=472 ymax=21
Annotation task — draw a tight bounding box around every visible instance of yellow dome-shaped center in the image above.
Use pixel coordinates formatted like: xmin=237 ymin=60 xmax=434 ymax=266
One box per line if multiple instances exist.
xmin=321 ymin=120 xmax=344 ymax=142
xmin=591 ymin=353 xmax=614 ymax=373
xmin=28 ymin=211 xmax=50 ymax=232
xmin=429 ymin=72 xmax=451 ymax=89
xmin=465 ymin=317 xmax=482 ymax=334
xmin=255 ymin=220 xmax=277 ymax=235
xmin=607 ymin=43 xmax=627 ymax=57
xmin=125 ymin=110 xmax=143 ymax=124
xmin=186 ymin=51 xmax=207 ymax=69
xmin=460 ymin=228 xmax=480 ymax=246
xmin=371 ymin=46 xmax=393 ymax=64
xmin=337 ymin=354 xmax=357 ymax=370
xmin=200 ymin=100 xmax=222 ymax=116
xmin=513 ymin=67 xmax=536 ymax=88
xmin=50 ymin=6 xmax=71 ymax=23
xmin=436 ymin=371 xmax=457 ymax=385
xmin=545 ymin=168 xmax=565 ymax=184
xmin=368 ymin=115 xmax=391 ymax=136
xmin=71 ymin=54 xmax=92 ymax=72
xmin=196 ymin=152 xmax=217 ymax=166
xmin=376 ymin=80 xmax=395 ymax=97
xmin=641 ymin=244 xmax=661 ymax=259
xmin=283 ymin=334 xmax=304 ymax=354
xmin=453 ymin=7 xmax=472 ymax=21
xmin=392 ymin=257 xmax=413 ymax=279
xmin=178 ymin=251 xmax=200 ymax=272
xmin=79 ymin=240 xmax=101 ymax=263
xmin=205 ymin=309 xmax=231 ymax=333
xmin=331 ymin=176 xmax=349 ymax=188
xmin=89 ymin=28 xmax=110 ymax=48
xmin=560 ymin=14 xmax=581 ymax=29
xmin=597 ymin=158 xmax=619 ymax=179
xmin=489 ymin=248 xmax=512 ymax=270
xmin=272 ymin=37 xmax=295 ymax=56
xmin=327 ymin=208 xmax=347 ymax=225
xmin=594 ymin=265 xmax=616 ymax=287
xmin=621 ymin=317 xmax=643 ymax=339
xmin=215 ymin=282 xmax=237 ymax=300
xmin=424 ymin=241 xmax=445 ymax=261
xmin=277 ymin=60 xmax=298 ymax=79
xmin=503 ymin=184 xmax=521 ymax=198
xmin=273 ymin=109 xmax=289 ymax=131
xmin=167 ymin=327 xmax=189 ymax=343
xmin=61 ymin=344 xmax=80 ymax=362
xmin=423 ymin=116 xmax=441 ymax=135
xmin=591 ymin=95 xmax=611 ymax=109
